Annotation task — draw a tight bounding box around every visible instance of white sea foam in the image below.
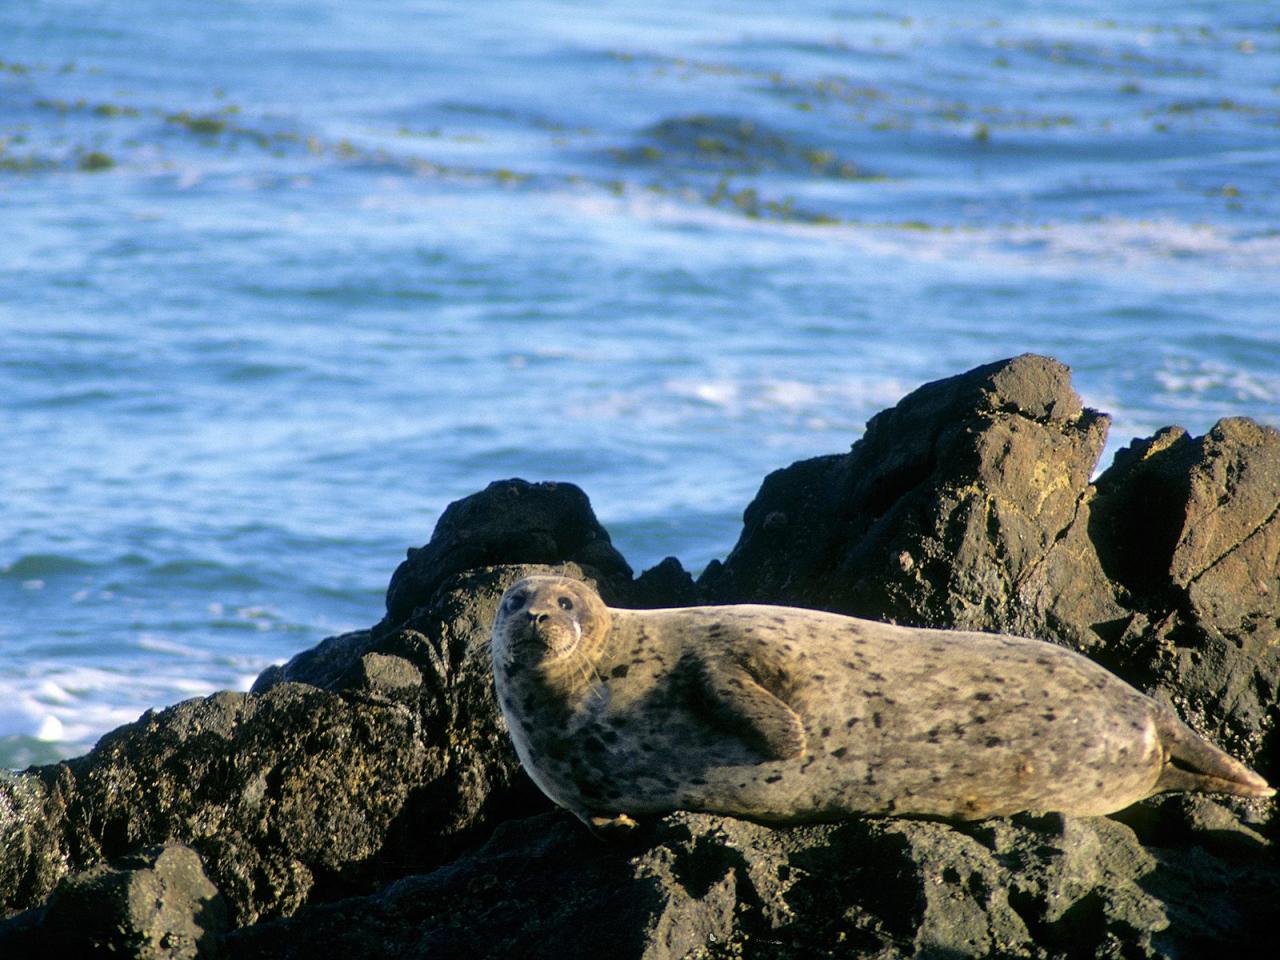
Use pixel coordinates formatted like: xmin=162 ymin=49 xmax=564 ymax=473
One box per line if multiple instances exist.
xmin=673 ymin=379 xmax=740 ymax=408
xmin=234 ymin=673 xmax=263 ymax=691
xmin=33 ymin=680 xmax=74 ymax=704
xmin=135 ymin=634 xmax=216 ymax=659
xmin=1154 ymin=359 xmax=1280 ymax=408
xmin=914 ymin=219 xmax=1278 ymax=282
xmin=660 ymin=375 xmax=909 ymax=424
xmin=34 ymin=715 xmax=65 ymax=742
xmin=0 ymin=657 xmax=272 ymax=763
xmin=0 ymin=682 xmax=125 ymax=751
xmin=761 ymin=380 xmax=821 ymax=409
xmin=568 ymin=188 xmax=1280 ymax=286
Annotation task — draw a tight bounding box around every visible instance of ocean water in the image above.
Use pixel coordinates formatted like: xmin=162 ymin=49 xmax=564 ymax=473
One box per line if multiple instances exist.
xmin=2 ymin=1 xmax=1278 ymax=769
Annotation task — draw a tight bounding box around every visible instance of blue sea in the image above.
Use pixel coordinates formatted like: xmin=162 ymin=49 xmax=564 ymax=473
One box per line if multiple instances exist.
xmin=2 ymin=1 xmax=1278 ymax=769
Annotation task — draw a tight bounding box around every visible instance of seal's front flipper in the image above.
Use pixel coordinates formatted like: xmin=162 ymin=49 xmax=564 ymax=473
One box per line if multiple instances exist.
xmin=691 ymin=659 xmax=806 ymax=761
xmin=1153 ymin=709 xmax=1274 ymax=800
xmin=586 ymin=813 xmax=639 ymax=840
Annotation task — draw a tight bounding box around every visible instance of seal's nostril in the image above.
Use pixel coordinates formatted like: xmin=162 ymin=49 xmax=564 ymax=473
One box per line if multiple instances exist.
xmin=535 ymin=613 xmax=550 ymax=624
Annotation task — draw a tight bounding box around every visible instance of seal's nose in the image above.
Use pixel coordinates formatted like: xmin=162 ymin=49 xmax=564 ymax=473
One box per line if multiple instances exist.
xmin=526 ymin=611 xmax=550 ymax=624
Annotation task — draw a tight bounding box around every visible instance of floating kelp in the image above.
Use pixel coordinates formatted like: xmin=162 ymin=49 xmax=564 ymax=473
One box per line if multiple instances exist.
xmin=611 ymin=113 xmax=876 ymax=181
xmin=75 ymin=149 xmax=114 ymax=171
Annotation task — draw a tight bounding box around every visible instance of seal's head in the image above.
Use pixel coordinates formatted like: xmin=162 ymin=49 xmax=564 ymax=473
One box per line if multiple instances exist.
xmin=491 ymin=576 xmax=612 ymax=675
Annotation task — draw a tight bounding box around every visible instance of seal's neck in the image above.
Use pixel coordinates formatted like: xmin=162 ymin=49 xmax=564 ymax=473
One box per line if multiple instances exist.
xmin=533 ymin=651 xmax=607 ymax=712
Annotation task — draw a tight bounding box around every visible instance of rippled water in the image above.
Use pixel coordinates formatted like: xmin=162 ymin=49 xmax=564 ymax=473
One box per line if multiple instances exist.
xmin=3 ymin=1 xmax=1278 ymax=768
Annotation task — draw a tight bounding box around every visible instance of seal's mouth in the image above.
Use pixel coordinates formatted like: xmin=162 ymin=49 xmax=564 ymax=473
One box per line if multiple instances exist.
xmin=510 ymin=618 xmax=581 ymax=661
xmin=512 ymin=629 xmax=550 ymax=650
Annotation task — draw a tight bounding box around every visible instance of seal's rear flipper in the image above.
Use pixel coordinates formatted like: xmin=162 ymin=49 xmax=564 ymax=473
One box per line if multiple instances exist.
xmin=1153 ymin=710 xmax=1274 ymax=799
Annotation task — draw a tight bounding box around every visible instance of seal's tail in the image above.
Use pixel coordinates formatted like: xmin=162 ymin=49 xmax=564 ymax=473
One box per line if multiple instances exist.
xmin=1153 ymin=710 xmax=1274 ymax=799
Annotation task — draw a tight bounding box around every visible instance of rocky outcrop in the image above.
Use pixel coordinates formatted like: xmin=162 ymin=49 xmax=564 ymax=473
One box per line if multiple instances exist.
xmin=224 ymin=805 xmax=1274 ymax=960
xmin=1089 ymin=419 xmax=1280 ymax=767
xmin=381 ymin=478 xmax=633 ymax=627
xmin=700 ymin=354 xmax=1280 ymax=776
xmin=0 ymin=563 xmax=572 ymax=929
xmin=699 ymin=355 xmax=1121 ymax=644
xmin=2 ymin=355 xmax=1276 ymax=958
xmin=3 ymin=844 xmax=226 ymax=958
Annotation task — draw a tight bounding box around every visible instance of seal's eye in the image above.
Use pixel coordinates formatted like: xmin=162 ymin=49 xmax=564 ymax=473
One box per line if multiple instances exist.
xmin=505 ymin=592 xmax=527 ymax=611
xmin=558 ymin=596 xmax=574 ymax=611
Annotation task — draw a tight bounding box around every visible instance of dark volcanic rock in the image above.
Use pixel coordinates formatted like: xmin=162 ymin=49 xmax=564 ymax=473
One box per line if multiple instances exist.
xmin=382 ymin=478 xmax=633 ymax=627
xmin=1 ymin=843 xmax=226 ymax=959
xmin=0 ymin=564 xmax=582 ymax=927
xmin=1091 ymin=418 xmax=1280 ymax=769
xmin=630 ymin=555 xmax=701 ymax=608
xmin=701 ymin=354 xmax=1280 ymax=779
xmin=224 ymin=810 xmax=1274 ymax=960
xmin=249 ymin=629 xmax=374 ymax=694
xmin=700 ymin=354 xmax=1122 ymax=651
xmin=1 ymin=684 xmax=440 ymax=925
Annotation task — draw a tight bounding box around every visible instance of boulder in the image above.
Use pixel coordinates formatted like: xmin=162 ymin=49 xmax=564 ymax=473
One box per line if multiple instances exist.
xmin=1090 ymin=418 xmax=1280 ymax=769
xmin=699 ymin=354 xmax=1123 ymax=650
xmin=0 ymin=565 xmax=574 ymax=927
xmin=382 ymin=479 xmax=633 ymax=627
xmin=0 ymin=844 xmax=226 ymax=959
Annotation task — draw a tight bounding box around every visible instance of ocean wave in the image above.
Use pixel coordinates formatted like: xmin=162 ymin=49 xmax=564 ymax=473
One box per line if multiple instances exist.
xmin=555 ymin=185 xmax=1280 ymax=281
xmin=1154 ymin=357 xmax=1280 ymax=408
xmin=0 ymin=660 xmax=264 ymax=769
xmin=1 ymin=552 xmax=272 ymax=593
xmin=1 ymin=554 xmax=97 ymax=579
xmin=661 ymin=374 xmax=909 ymax=424
xmin=541 ymin=373 xmax=910 ymax=447
xmin=148 ymin=559 xmax=266 ymax=590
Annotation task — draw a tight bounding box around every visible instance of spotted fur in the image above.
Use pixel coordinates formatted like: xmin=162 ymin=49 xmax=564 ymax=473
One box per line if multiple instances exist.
xmin=491 ymin=576 xmax=1273 ymax=833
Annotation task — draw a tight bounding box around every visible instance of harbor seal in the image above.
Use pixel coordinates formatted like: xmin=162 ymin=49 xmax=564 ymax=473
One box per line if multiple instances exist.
xmin=490 ymin=576 xmax=1273 ymax=835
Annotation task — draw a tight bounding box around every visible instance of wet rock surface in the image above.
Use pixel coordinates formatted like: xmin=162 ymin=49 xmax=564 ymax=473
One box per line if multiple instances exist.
xmin=0 ymin=564 xmax=574 ymax=929
xmin=2 ymin=355 xmax=1276 ymax=958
